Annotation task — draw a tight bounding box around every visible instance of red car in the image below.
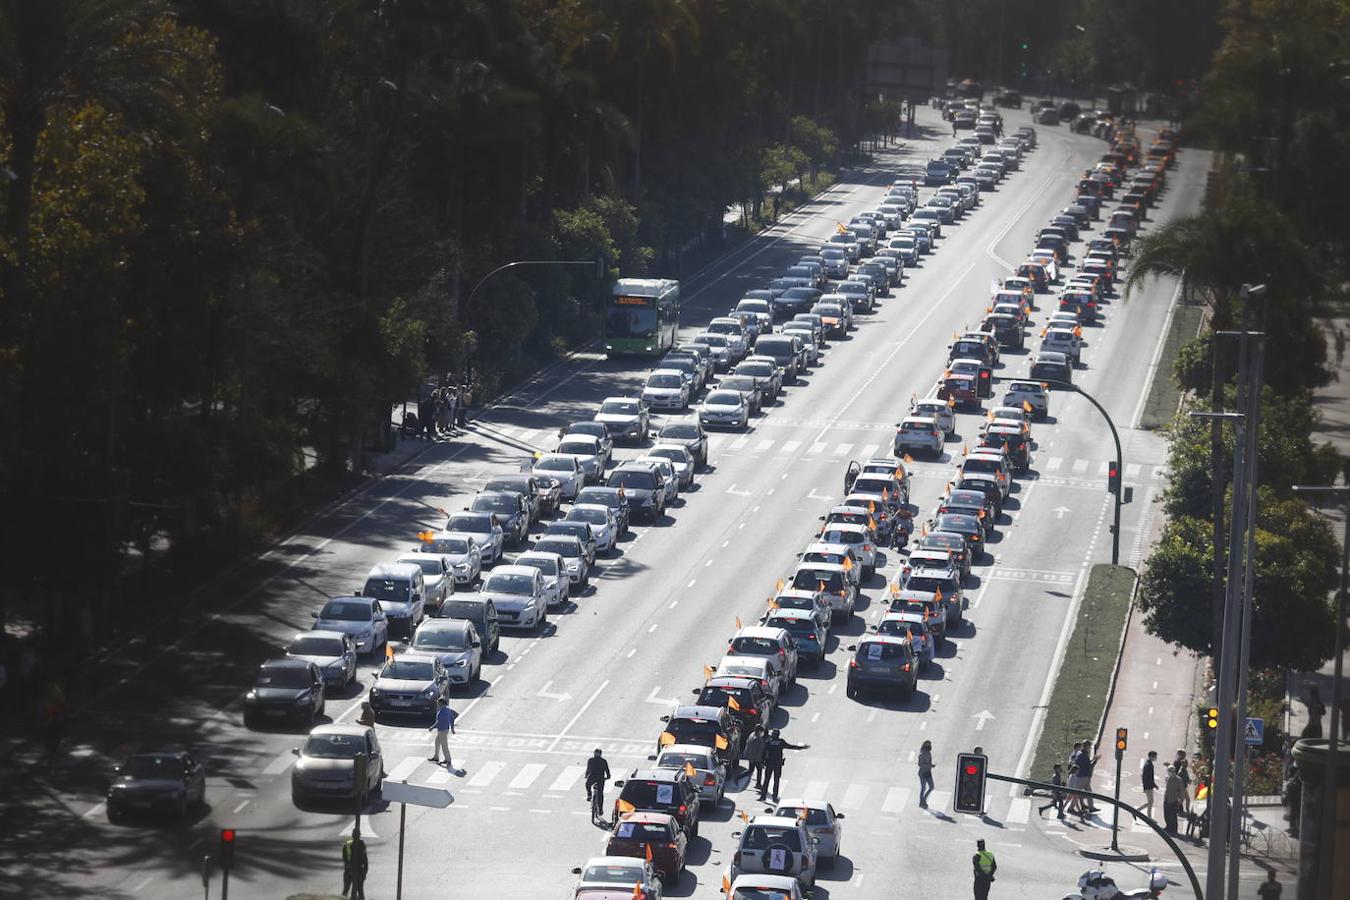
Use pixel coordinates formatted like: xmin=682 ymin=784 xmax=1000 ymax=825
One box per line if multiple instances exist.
xmin=606 ymin=812 xmax=687 ymax=883
xmin=936 ymin=373 xmax=980 ymax=411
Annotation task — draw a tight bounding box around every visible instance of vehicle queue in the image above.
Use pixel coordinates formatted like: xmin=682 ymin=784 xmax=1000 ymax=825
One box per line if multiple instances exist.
xmin=103 ymin=101 xmax=1181 ymax=900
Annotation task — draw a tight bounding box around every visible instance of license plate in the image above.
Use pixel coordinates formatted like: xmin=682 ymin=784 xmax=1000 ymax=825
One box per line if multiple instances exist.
xmin=389 ymin=699 xmax=414 ymax=707
xmin=867 ymin=664 xmax=889 ymax=673
xmin=264 ymin=709 xmax=287 ymax=717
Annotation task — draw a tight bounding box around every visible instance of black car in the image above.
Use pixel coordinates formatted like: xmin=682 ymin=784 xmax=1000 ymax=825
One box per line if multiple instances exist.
xmin=948 ymin=337 xmax=997 ymax=367
xmin=932 ymin=512 xmax=987 ymax=562
xmin=244 ymin=658 xmax=326 ymax=729
xmin=981 ymin=313 xmax=1025 ymax=350
xmin=606 ymin=464 xmax=667 ymax=521
xmin=775 ymin=286 xmax=823 ymax=317
xmin=613 ymin=768 xmax=702 ymax=837
xmin=660 ymin=704 xmax=743 ymax=771
xmin=955 ymin=473 xmax=1005 ymax=516
xmin=980 ymin=427 xmax=1031 ymax=473
xmin=695 ymin=675 xmax=775 ymax=731
xmin=106 ymin=751 xmax=207 ymax=821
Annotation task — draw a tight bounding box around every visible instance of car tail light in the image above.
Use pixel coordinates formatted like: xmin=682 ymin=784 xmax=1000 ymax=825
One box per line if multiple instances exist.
xmin=667 ymin=842 xmax=679 ymax=850
xmin=678 ymin=804 xmax=687 ymax=816
xmin=747 ymin=707 xmax=760 ymax=716
xmin=760 ymin=679 xmax=770 ymax=689
xmin=849 ymin=659 xmax=860 ymax=669
xmin=903 ymin=663 xmax=912 ymax=672
xmin=863 ymin=544 xmax=872 ymax=552
xmin=704 ymin=775 xmax=717 ymax=786
xmin=778 ymin=649 xmax=785 ymax=660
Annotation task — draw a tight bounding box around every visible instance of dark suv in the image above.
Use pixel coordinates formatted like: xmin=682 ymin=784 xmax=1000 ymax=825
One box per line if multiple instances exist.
xmin=845 ymin=635 xmax=919 ymax=699
xmin=979 ymin=426 xmax=1031 ymax=473
xmin=694 ymin=675 xmax=775 ymax=732
xmin=613 ymin=768 xmax=702 ymax=837
xmin=606 ymin=463 xmax=667 ymax=521
xmin=659 ymin=704 xmax=743 ymax=772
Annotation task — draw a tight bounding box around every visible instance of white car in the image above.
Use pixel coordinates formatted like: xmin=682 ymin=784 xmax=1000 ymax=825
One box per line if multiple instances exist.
xmin=780 ymin=325 xmax=820 ymax=364
xmin=441 ymin=513 xmax=504 ymax=566
xmin=769 ymin=799 xmax=846 ymax=866
xmin=565 ymin=503 xmax=618 ymax=555
xmin=655 ymin=743 xmax=727 ymax=807
xmin=641 ymin=369 xmax=691 ymax=410
xmin=1041 ymin=327 xmax=1082 ymax=365
xmin=646 ymin=444 xmax=695 ymax=489
xmin=894 ymin=416 xmax=944 ymax=458
xmin=570 ymin=857 xmax=664 ymax=900
xmin=912 ymin=397 xmax=956 ymax=435
xmin=418 ymin=531 xmax=483 ymax=585
xmin=636 ymin=456 xmax=680 ymax=505
xmin=512 ymin=550 xmax=569 ymax=609
xmin=1002 ymin=380 xmax=1049 ymax=421
xmin=983 ymin=405 xmax=1031 ymax=436
xmin=477 ymin=565 xmax=548 ymax=632
xmin=532 ymin=453 xmax=584 ymax=500
xmin=395 ymin=554 xmax=454 ymax=611
xmin=817 ymin=522 xmax=877 ymax=575
xmin=726 ymin=873 xmax=806 ymax=900
xmin=699 ymin=390 xmax=749 ymax=431
xmin=801 ymin=541 xmax=862 ymax=586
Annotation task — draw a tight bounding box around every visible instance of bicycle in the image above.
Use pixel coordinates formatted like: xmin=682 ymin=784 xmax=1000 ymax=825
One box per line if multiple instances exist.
xmin=589 ymin=782 xmax=607 ymax=826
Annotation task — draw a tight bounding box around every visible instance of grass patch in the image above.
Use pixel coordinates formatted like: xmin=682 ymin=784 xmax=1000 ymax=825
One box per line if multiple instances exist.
xmin=745 ymin=171 xmax=840 ymax=231
xmin=1028 ymin=564 xmax=1137 ymax=782
xmin=1138 ymin=301 xmax=1205 ymax=429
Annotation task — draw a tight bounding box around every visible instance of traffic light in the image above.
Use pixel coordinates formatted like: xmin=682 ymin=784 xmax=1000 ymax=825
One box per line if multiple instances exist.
xmin=954 ymin=752 xmax=988 ymax=814
xmin=1107 ymin=461 xmax=1121 ymax=495
xmin=1204 ymin=706 xmax=1220 ymax=731
xmin=219 ymin=829 xmax=236 ymax=871
xmin=1115 ymin=727 xmax=1129 ymax=753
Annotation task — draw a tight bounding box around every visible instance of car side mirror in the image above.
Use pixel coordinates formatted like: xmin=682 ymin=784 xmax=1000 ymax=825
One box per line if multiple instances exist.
xmin=291 ymin=748 xmax=300 ymax=756
xmin=847 ymin=644 xmax=857 ymax=651
xmin=614 ymin=780 xmax=625 ymax=787
xmin=571 ymin=867 xmax=582 ymax=875
xmin=659 ymin=715 xmax=670 ymax=722
xmin=310 ymin=612 xmax=319 ymax=618
xmin=835 ymin=812 xmax=846 ymax=819
xmin=732 ymin=831 xmax=742 ymax=838
xmin=646 ymin=754 xmax=657 ymax=761
xmin=812 ymin=836 xmax=821 ymax=844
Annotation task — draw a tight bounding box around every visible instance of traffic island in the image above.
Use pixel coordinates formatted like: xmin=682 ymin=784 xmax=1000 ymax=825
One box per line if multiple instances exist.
xmin=1078 ymin=843 xmax=1152 ymax=862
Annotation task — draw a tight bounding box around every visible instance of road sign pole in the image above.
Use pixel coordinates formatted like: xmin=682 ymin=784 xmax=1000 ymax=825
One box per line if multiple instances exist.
xmin=396 ymin=801 xmax=408 ymax=900
xmin=202 ymin=855 xmax=211 ymax=900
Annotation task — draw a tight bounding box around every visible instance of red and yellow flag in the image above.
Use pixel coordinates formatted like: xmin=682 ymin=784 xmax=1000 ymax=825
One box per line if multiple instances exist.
xmin=659 ymin=731 xmax=677 ymax=747
xmin=684 ymin=761 xmax=697 ymax=778
xmin=645 ymin=843 xmax=654 ymax=862
xmin=618 ymin=798 xmax=636 ymax=813
xmin=728 ymin=696 xmax=742 ymax=711
xmin=715 ymin=734 xmax=729 ymax=750
xmin=735 ymin=616 xmax=743 ymax=630
xmin=703 ymin=664 xmax=715 ymax=680
xmin=416 ymin=530 xmax=436 ymax=543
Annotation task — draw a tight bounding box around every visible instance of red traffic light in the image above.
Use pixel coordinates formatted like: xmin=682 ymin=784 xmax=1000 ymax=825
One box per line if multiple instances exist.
xmin=221 ymin=829 xmax=235 ymax=843
xmin=965 ymin=764 xmax=979 ymax=775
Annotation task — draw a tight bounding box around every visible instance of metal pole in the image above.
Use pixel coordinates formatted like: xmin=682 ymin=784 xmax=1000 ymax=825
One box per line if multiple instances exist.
xmin=1111 ymin=747 xmax=1123 ymax=851
xmin=1205 ymin=330 xmax=1253 ymax=900
xmin=1035 ymin=379 xmax=1123 ymax=564
xmin=202 ymin=855 xmax=211 ymax=900
xmin=396 ymin=800 xmax=407 ymax=900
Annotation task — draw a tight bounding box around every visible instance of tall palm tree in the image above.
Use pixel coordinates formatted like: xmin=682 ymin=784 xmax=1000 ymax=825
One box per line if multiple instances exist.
xmin=0 ymin=0 xmax=187 ymax=336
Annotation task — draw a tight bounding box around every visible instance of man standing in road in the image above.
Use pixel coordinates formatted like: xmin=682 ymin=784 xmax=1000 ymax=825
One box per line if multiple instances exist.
xmin=917 ymin=740 xmax=935 ymax=808
xmin=1038 ymin=763 xmax=1066 ymax=818
xmin=342 ymin=834 xmax=368 ymax=899
xmin=1256 ymin=869 xmax=1283 ymax=900
xmin=743 ymin=725 xmax=767 ymax=791
xmin=972 ymin=839 xmax=996 ymax=900
xmin=427 ymin=698 xmax=462 ymax=774
xmin=1139 ymin=750 xmax=1158 ymax=819
xmin=758 ymin=728 xmax=809 ymax=801
xmin=1162 ymin=764 xmax=1184 ymax=835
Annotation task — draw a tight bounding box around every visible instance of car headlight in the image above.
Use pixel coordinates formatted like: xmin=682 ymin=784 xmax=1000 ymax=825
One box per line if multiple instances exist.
xmin=370 ymin=687 xmax=382 ymax=697
xmin=295 ymin=693 xmax=313 ymax=705
xmin=421 ymin=686 xmax=440 ymax=697
xmin=454 ymin=562 xmax=470 ymax=570
xmin=245 ymin=690 xmax=258 ymax=701
xmin=449 ymin=659 xmax=469 ymax=668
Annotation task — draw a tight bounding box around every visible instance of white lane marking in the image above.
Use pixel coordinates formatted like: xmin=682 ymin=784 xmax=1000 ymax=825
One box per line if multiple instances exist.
xmin=548 ymin=766 xmax=584 ymax=792
xmin=82 ymin=802 xmax=107 ymax=820
xmin=467 ymin=760 xmax=506 ymax=787
xmin=687 ymin=580 xmax=697 ymax=588
xmin=1097 ymin=460 xmax=1110 ymax=474
xmin=804 ymin=780 xmax=830 ymax=801
xmin=781 ymin=440 xmax=802 ymax=454
xmin=730 ymin=437 xmax=750 ymax=450
xmin=648 ymin=624 xmax=659 ymax=633
xmin=131 ymin=876 xmax=154 ymax=893
xmin=861 ymin=444 xmax=880 ymax=458
xmin=832 ymin=443 xmax=853 ymax=456
xmin=669 ymin=600 xmax=678 ymax=609
xmin=508 ymin=763 xmax=546 ymax=790
xmin=546 ymin=680 xmax=611 ymax=753
xmin=1046 ymin=457 xmax=1062 ymax=471
xmin=388 ymin=757 xmax=422 ymax=783
xmin=840 ymin=783 xmax=870 ymax=810
xmin=1006 ymin=798 xmax=1031 ymax=824
xmin=1071 ymin=459 xmax=1089 ymax=474
xmin=646 ymin=686 xmax=681 ymax=706
xmin=755 ymin=439 xmax=775 ymax=452
xmin=808 ymin=442 xmax=826 ymax=454
xmin=427 ymin=768 xmax=452 ymax=785
xmin=232 ymin=799 xmax=251 ymax=814
xmin=263 ymin=750 xmax=295 ymax=776
xmin=1131 ymin=280 xmax=1186 ymax=428
xmin=626 ymin=648 xmax=637 ymax=658
xmin=881 ymin=786 xmax=911 ymax=813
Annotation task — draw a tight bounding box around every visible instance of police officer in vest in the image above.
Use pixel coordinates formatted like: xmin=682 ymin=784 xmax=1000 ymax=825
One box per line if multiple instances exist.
xmin=972 ymin=839 xmax=996 ymax=900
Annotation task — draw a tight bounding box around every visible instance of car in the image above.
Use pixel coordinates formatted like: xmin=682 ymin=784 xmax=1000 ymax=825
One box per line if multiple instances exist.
xmin=768 ymin=799 xmax=846 ymax=866
xmin=544 ymin=519 xmax=598 ymax=567
xmin=888 ymin=587 xmax=948 ymax=645
xmin=715 ymin=656 xmax=780 ymax=706
xmin=812 ymin=300 xmax=850 ymax=337
xmin=770 ymin=588 xmax=832 ymax=633
xmin=606 ymin=813 xmax=688 ymax=883
xmin=857 ymin=261 xmax=893 ymax=294
xmin=695 ymin=674 xmax=776 ymax=730
xmin=368 ymin=651 xmax=448 ymax=717
xmin=530 ymin=534 xmax=590 ymax=589
xmin=570 ymin=857 xmax=665 ymax=900
xmin=715 ymin=374 xmax=766 ymax=414
xmin=789 ymin=562 xmax=855 ymax=623
xmin=290 ymin=724 xmax=383 ymax=804
xmin=613 ymin=767 xmax=702 ymax=837
xmin=1001 ymin=380 xmax=1049 ymax=420
xmin=935 ymin=373 xmax=980 ymax=410
xmin=512 ymin=550 xmax=570 ymax=609
xmin=285 ymin=630 xmax=358 ymax=688
xmin=532 ymin=453 xmax=585 ymax=500
xmin=409 ymin=618 xmax=482 ymax=685
xmin=442 ymin=513 xmax=505 ymax=565
xmin=244 ymin=658 xmax=326 ymax=728
xmin=729 ymin=815 xmax=819 ymax=889
xmin=961 ymin=450 xmax=1012 ymax=495
xmin=594 ymin=396 xmax=651 ymax=444
xmin=820 ymin=504 xmax=878 ymax=541
xmin=753 ymin=335 xmax=802 ymax=382
xmin=895 ymin=416 xmax=943 ymax=458
xmin=949 ymin=335 xmax=997 ymax=368
xmin=575 ymin=486 xmax=632 ymax=537
xmin=817 ymin=246 xmax=851 ymax=279
xmin=726 ymin=874 xmax=807 ymax=900
xmin=483 ymin=473 xmax=549 ymax=523
xmin=699 ymin=389 xmax=749 ymax=431
xmin=948 ymin=358 xmax=994 ymax=399
xmin=643 ymin=368 xmax=693 ymax=410
xmin=817 ymin=521 xmax=877 ymax=575
xmin=469 ymin=491 xmax=529 ymax=546
xmin=1041 ymin=327 xmax=1083 ymax=365
xmin=762 ymin=609 xmax=826 ymax=666
xmin=981 ymin=425 xmax=1032 ymax=473
xmin=556 ymin=434 xmax=608 ymax=484
xmin=395 ymin=554 xmax=454 ymax=613
xmin=636 ymin=455 xmax=681 ymax=504
xmin=661 ymin=351 xmax=708 ymax=391
xmin=478 ymin=565 xmax=548 ymax=632
xmin=434 ymin=594 xmax=500 ymax=654
xmin=693 ymin=332 xmax=735 ymax=370
xmin=311 ymin=596 xmax=388 ymax=657
xmin=875 ymin=612 xmax=937 ymax=669
xmin=939 ymin=488 xmax=998 ymax=534
xmin=566 ymin=503 xmax=619 ymax=554
xmin=645 ymin=445 xmax=695 ymax=490
xmin=916 ymin=530 xmax=972 ymax=579
xmin=1030 ymin=350 xmax=1073 ymax=385
xmin=734 ymin=297 xmax=775 ymax=333
xmin=660 ymin=704 xmax=743 ymax=772
xmin=727 ymin=625 xmax=799 ymax=687
xmin=655 ymin=418 xmax=708 ymax=468
xmin=845 ymin=635 xmax=919 ymax=699
xmin=902 ymin=567 xmax=966 ymax=626
xmin=736 ymin=358 xmax=783 ymax=397
xmin=655 ymin=743 xmax=727 ymax=807
xmin=106 ymin=751 xmax=206 ymax=821
xmin=358 ymin=562 xmax=426 ymax=641
xmin=984 ymin=404 xmax=1031 ymax=436
xmin=982 ymin=312 xmax=1025 ymax=349
xmin=780 ymin=325 xmax=820 ymax=365
xmin=775 ymin=286 xmax=823 ymax=318
xmin=925 ymin=195 xmax=956 ymax=224
xmin=834 ymin=281 xmax=873 ymax=313
xmin=931 ymin=511 xmax=987 ymax=561
xmin=607 ymin=462 xmax=668 ymax=520
xmin=802 ymin=541 xmax=860 ymax=587
xmin=418 ymin=531 xmax=484 ymax=584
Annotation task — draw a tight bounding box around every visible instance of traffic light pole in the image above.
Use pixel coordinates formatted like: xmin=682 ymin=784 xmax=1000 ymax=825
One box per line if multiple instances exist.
xmin=1034 ymin=379 xmax=1123 ymax=565
xmin=986 ymin=772 xmax=1203 ymax=899
xmin=1111 ymin=748 xmax=1124 ymax=851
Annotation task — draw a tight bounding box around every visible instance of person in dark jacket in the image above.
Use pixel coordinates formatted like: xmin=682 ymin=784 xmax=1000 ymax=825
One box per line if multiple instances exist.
xmin=1139 ymin=750 xmax=1158 ymax=818
xmin=742 ymin=725 xmax=767 ymax=790
xmin=758 ymin=728 xmax=809 ymax=801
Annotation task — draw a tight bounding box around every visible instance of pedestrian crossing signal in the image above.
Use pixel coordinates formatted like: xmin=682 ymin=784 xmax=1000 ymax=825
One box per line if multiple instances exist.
xmin=954 ymin=752 xmax=988 ymax=814
xmin=219 ymin=829 xmax=236 ymax=871
xmin=1204 ymin=707 xmax=1219 ymax=730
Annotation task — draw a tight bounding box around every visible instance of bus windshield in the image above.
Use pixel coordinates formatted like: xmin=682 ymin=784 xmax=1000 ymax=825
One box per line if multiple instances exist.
xmin=606 ymin=299 xmax=657 ymax=338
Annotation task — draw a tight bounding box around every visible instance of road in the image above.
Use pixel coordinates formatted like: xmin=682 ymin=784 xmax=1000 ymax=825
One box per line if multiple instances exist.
xmin=1 ymin=103 xmax=1210 ymax=899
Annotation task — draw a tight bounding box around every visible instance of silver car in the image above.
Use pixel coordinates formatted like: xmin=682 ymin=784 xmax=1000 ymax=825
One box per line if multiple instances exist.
xmin=555 ymin=435 xmax=606 ymax=484
xmin=290 ymin=724 xmax=383 ymax=804
xmin=442 ymin=513 xmax=504 ymax=566
xmin=647 ymin=444 xmax=695 ymax=489
xmin=409 ymin=618 xmax=482 ymax=685
xmin=396 ymin=554 xmax=453 ymax=611
xmin=636 ymin=456 xmax=680 ymax=505
xmin=894 ymin=416 xmax=944 ymax=457
xmin=533 ymin=453 xmax=584 ymax=500
xmin=479 ymin=565 xmax=548 ymax=631
xmin=770 ymin=800 xmax=845 ymax=866
xmin=656 ymin=743 xmax=727 ymax=807
xmin=513 ymin=550 xmax=570 ymax=608
xmin=368 ymin=652 xmax=448 ymax=717
xmin=913 ymin=397 xmax=956 ymax=435
xmin=418 ymin=531 xmax=482 ymax=585
xmin=531 ymin=534 xmax=589 ymax=589
xmin=565 ymin=504 xmax=618 ymax=555
xmin=311 ymin=596 xmax=388 ymax=656
xmin=285 ymin=630 xmax=357 ymax=688
xmin=699 ymin=390 xmax=749 ymax=431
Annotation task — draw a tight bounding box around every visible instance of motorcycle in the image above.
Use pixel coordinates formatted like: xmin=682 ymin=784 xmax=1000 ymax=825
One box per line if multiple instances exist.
xmin=1061 ymin=869 xmax=1169 ymax=900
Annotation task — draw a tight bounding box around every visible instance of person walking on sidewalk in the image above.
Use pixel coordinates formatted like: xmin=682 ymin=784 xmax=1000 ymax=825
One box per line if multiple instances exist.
xmin=1066 ymin=742 xmax=1087 ymax=814
xmin=758 ymin=728 xmax=809 ymax=801
xmin=1163 ymin=764 xmax=1183 ymax=835
xmin=342 ymin=834 xmax=368 ymax=899
xmin=1173 ymin=749 xmax=1192 ymax=813
xmin=1038 ymin=763 xmax=1066 ymax=818
xmin=918 ymin=740 xmax=936 ymax=808
xmin=743 ymin=725 xmax=767 ymax=790
xmin=444 ymin=386 xmax=458 ymax=434
xmin=1256 ymin=869 xmax=1283 ymax=900
xmin=1078 ymin=742 xmax=1101 ymax=815
xmin=1139 ymin=750 xmax=1158 ymax=818
xmin=427 ymin=698 xmax=463 ymax=774
xmin=456 ymin=384 xmax=471 ymax=428
xmin=972 ymin=839 xmax=997 ymax=900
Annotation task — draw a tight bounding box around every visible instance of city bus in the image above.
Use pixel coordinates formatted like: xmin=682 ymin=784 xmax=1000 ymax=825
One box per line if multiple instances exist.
xmin=604 ymin=278 xmax=680 ymax=357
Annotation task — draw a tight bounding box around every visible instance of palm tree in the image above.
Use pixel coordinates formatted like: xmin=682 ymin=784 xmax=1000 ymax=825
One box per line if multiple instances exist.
xmin=0 ymin=0 xmax=188 ymax=336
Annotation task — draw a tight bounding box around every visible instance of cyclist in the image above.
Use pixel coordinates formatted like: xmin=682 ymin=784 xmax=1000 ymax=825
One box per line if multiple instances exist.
xmin=585 ymin=748 xmax=611 ymax=816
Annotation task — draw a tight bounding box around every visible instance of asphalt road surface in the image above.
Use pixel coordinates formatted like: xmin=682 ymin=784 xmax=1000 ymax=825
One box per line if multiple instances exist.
xmin=3 ymin=102 xmax=1210 ymax=899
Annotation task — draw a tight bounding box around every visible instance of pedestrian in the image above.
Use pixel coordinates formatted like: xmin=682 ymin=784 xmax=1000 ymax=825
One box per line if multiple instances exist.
xmin=342 ymin=834 xmax=368 ymax=899
xmin=1336 ymin=328 xmax=1345 ymax=367
xmin=1066 ymin=742 xmax=1085 ymax=814
xmin=1139 ymin=750 xmax=1158 ymax=819
xmin=758 ymin=728 xmax=809 ymax=801
xmin=427 ymin=698 xmax=462 ymax=774
xmin=952 ymin=120 xmax=958 ymax=137
xmin=356 ymin=701 xmax=375 ymax=728
xmin=1163 ymin=764 xmax=1183 ymax=835
xmin=1283 ymin=761 xmax=1301 ymax=837
xmin=417 ymin=394 xmax=432 ymax=441
xmin=1257 ymin=869 xmax=1283 ymax=900
xmin=445 ymin=386 xmax=458 ymax=433
xmin=918 ymin=739 xmax=936 ymax=808
xmin=1038 ymin=763 xmax=1066 ymax=818
xmin=1173 ymin=749 xmax=1191 ymax=813
xmin=1302 ymin=688 xmax=1326 ymax=739
xmin=743 ymin=725 xmax=767 ymax=789
xmin=457 ymin=384 xmax=471 ymax=428
xmin=972 ymin=838 xmax=997 ymax=900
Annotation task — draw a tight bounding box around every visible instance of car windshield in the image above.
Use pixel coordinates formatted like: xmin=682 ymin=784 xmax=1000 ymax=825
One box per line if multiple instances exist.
xmin=821 ymin=249 xmax=846 ymax=259
xmin=122 ymin=755 xmax=183 ymax=779
xmin=700 ymin=334 xmax=729 ymax=346
xmin=668 ymin=718 xmax=721 ymax=743
xmin=706 ymin=391 xmax=742 ymax=406
xmin=878 ymin=620 xmax=923 ymax=639
xmin=557 ymin=440 xmax=598 ymax=456
xmin=821 ymin=529 xmax=863 ymax=545
xmin=856 ymin=642 xmax=905 ymax=661
xmin=774 ymin=595 xmax=817 ymax=613
xmin=548 ymin=522 xmax=589 ymax=539
xmin=302 ymin=734 xmax=366 ymax=759
xmin=534 ymin=539 xmax=579 ymax=558
xmin=363 ymin=578 xmax=410 ymax=602
xmin=922 ymin=533 xmax=964 ymax=551
xmin=730 ymin=636 xmax=780 ymax=655
xmin=607 ymin=303 xmax=657 ymax=337
xmin=427 ymin=537 xmax=470 ymax=554
xmin=535 ymin=457 xmax=576 ymax=472
xmin=737 ymin=300 xmax=770 ymax=314
xmin=902 ymin=421 xmax=932 ymax=432
xmin=612 ymin=820 xmax=673 ymax=841
xmin=648 ymin=448 xmax=686 ymax=465
xmin=767 ymin=618 xmax=818 ymax=639
xmin=413 ymin=628 xmax=468 ymax=652
xmin=699 ymin=685 xmax=754 ymax=707
xmin=742 ymin=826 xmax=803 ymax=851
xmin=381 ymin=660 xmax=436 ymax=681
xmin=482 ymin=573 xmax=534 ymax=594
xmin=400 ymin=558 xmax=444 ymax=576
xmin=288 ymin=636 xmax=345 ymax=656
xmin=580 ymin=863 xmax=646 ymax=884
xmin=659 ymin=751 xmax=712 ymax=770
xmin=568 ymin=508 xmax=606 ymax=525
xmin=852 ymin=477 xmax=892 ymax=495
xmin=515 ymin=557 xmax=558 ymax=576
xmin=778 ymin=806 xmax=830 ymax=825
xmin=440 ymin=600 xmax=485 ymax=620
xmin=445 ymin=514 xmax=492 ymax=533
xmin=815 ymin=304 xmax=843 ymax=316
xmin=792 ymin=570 xmax=842 ymax=591
xmin=319 ymin=600 xmax=370 ymax=622
xmin=964 ymin=458 xmax=1001 ymax=475
xmin=907 ymin=574 xmax=954 ymax=593
xmin=609 ymin=470 xmax=656 ymax=490
xmin=659 ymin=423 xmax=699 ymax=440
xmin=618 ymin=780 xmax=683 ymax=808
xmin=600 ymin=400 xmax=639 ymax=416
xmin=255 ymin=666 xmax=313 ymax=689
xmin=473 ymin=495 xmax=515 ymax=514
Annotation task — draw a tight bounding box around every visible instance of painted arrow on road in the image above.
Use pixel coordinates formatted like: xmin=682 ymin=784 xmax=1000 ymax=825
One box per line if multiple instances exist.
xmin=726 ymin=484 xmax=752 ymax=497
xmin=537 ymin=680 xmax=573 ymax=702
xmin=1052 ymin=506 xmax=1070 ymax=519
xmin=973 ymin=710 xmax=995 ymax=731
xmin=645 ymin=686 xmax=682 ymax=706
